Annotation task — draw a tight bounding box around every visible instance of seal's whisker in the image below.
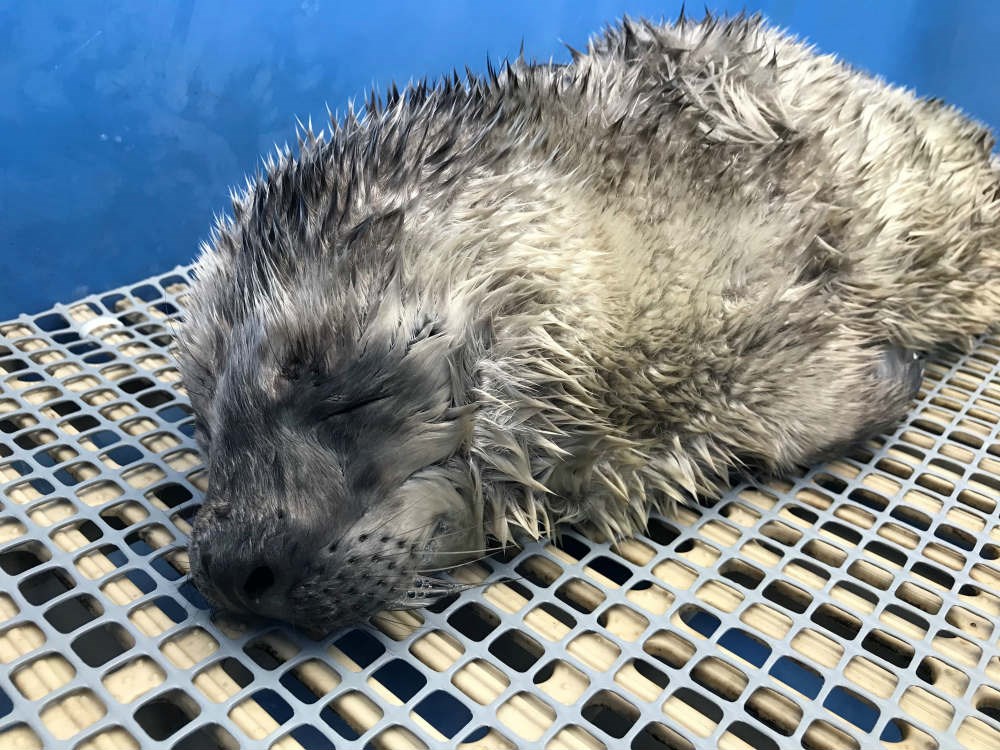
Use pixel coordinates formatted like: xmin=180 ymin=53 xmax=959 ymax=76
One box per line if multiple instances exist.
xmin=416 ymin=548 xmax=509 ymax=574
xmin=370 ymin=611 xmax=428 ymax=634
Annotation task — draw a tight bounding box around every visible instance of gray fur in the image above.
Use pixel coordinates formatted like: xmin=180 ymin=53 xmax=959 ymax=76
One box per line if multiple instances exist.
xmin=175 ymin=12 xmax=1000 ymax=630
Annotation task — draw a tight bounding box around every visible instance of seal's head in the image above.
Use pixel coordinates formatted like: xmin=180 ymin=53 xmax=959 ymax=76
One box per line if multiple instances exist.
xmin=177 ymin=207 xmax=487 ymax=632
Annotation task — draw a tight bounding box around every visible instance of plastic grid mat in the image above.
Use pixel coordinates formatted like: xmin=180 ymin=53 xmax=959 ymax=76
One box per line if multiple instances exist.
xmin=0 ymin=268 xmax=998 ymax=750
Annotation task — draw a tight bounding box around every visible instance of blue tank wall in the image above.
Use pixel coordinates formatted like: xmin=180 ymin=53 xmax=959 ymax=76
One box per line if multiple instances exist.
xmin=1 ymin=0 xmax=998 ymax=320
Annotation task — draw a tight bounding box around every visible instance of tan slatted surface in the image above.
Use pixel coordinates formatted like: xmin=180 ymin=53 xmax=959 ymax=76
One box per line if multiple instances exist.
xmin=0 ymin=269 xmax=998 ymax=749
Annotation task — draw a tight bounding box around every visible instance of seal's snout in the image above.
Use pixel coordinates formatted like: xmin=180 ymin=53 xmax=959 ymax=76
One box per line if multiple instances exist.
xmin=189 ymin=511 xmax=324 ymax=620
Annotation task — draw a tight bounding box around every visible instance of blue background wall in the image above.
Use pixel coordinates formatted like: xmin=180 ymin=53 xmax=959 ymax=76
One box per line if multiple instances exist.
xmin=1 ymin=0 xmax=998 ymax=319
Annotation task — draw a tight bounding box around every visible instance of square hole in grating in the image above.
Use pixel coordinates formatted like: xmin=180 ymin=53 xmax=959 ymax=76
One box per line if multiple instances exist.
xmin=823 ymin=685 xmax=880 ymax=732
xmin=119 ymin=376 xmax=155 ymax=394
xmin=99 ymin=501 xmax=148 ymax=531
xmin=177 ymin=580 xmax=210 ymax=610
xmin=769 ymin=655 xmax=824 ymax=699
xmin=19 ymin=566 xmax=75 ymax=605
xmin=75 ymin=544 xmax=128 ymax=577
xmin=279 ymin=659 xmax=341 ymax=704
xmin=675 ymin=604 xmax=720 ymax=638
xmin=321 ymin=690 xmax=384 ymax=740
xmin=885 ymin=602 xmax=930 ymax=637
xmin=762 ymin=580 xmax=813 ymax=614
xmin=587 ymin=555 xmax=632 ymax=585
xmin=138 ymin=390 xmax=174 ymax=409
xmin=371 ymin=659 xmax=426 ymax=703
xmin=132 ymin=284 xmax=162 ymax=302
xmin=333 ymin=628 xmax=385 ymax=669
xmin=44 ymin=593 xmax=104 ymax=633
xmin=56 ymin=518 xmax=105 ymax=547
xmin=195 ymin=657 xmax=253 ymax=702
xmin=690 ymin=656 xmax=749 ymax=702
xmin=39 ymin=688 xmax=107 ymax=740
xmin=532 ymin=601 xmax=579 ymax=635
xmin=724 ymin=721 xmax=780 ymax=750
xmin=409 ymin=630 xmax=464 ymax=672
xmin=582 ymin=689 xmax=640 ymax=739
xmin=103 ymin=656 xmax=167 ymax=704
xmin=134 ymin=689 xmax=201 ymax=741
xmin=599 ymin=603 xmax=650 ymax=642
xmin=6 ymin=477 xmax=55 ymax=504
xmin=129 ymin=596 xmax=188 ymax=627
xmin=451 ymin=659 xmax=510 ymax=707
xmin=534 ymin=659 xmax=590 ymax=705
xmin=12 ymin=653 xmax=76 ymax=700
xmin=0 ymin=541 xmax=52 ymax=575
xmin=72 ymin=622 xmax=136 ymax=667
xmin=645 ymin=516 xmax=683 ymax=545
xmin=101 ymin=445 xmax=143 ymax=468
xmin=665 ymin=687 xmax=725 ymax=736
xmin=717 ymin=627 xmax=772 ymax=668
xmin=147 ymin=482 xmax=193 ymax=509
xmin=489 ymin=629 xmax=544 ymax=672
xmin=243 ymin=632 xmax=300 ymax=670
xmin=627 ymin=580 xmax=675 ymax=615
xmin=935 ymin=523 xmax=977 ymax=552
xmin=123 ymin=524 xmax=172 ymax=557
xmin=555 ymin=577 xmax=605 ymax=613
xmin=424 ymin=592 xmax=460 ymax=614
xmin=249 ymin=688 xmax=294 ymax=725
xmin=514 ymin=554 xmax=562 ymax=588
xmin=861 ymin=628 xmax=914 ymax=668
xmin=413 ymin=690 xmax=472 ymax=740
xmin=78 ymin=428 xmax=120 ymax=451
xmin=114 ymin=569 xmax=157 ymax=600
xmin=159 ymin=404 xmax=192 ymax=423
xmin=811 ymin=603 xmax=861 ymax=641
xmin=15 ymin=429 xmax=58 ymax=450
xmin=53 ymin=461 xmax=100 ymax=487
xmin=865 ymin=539 xmax=906 ymax=569
xmin=172 ymin=723 xmax=239 ymax=750
xmin=643 ymin=630 xmax=696 ymax=671
xmin=283 ymin=725 xmax=337 ymax=750
xmin=744 ymin=687 xmax=801 ymax=737
xmin=613 ymin=659 xmax=668 ymax=706
xmin=551 ymin=531 xmax=591 ymax=560
xmin=447 ymin=602 xmax=499 ymax=642
xmin=631 ymin=721 xmax=694 ymax=750
xmin=35 ymin=313 xmax=70 ymax=332
xmin=719 ymin=558 xmax=765 ymax=590
xmin=148 ymin=553 xmax=185 ymax=584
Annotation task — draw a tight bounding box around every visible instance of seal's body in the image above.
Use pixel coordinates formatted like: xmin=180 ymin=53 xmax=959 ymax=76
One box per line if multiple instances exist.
xmin=177 ymin=14 xmax=1000 ymax=630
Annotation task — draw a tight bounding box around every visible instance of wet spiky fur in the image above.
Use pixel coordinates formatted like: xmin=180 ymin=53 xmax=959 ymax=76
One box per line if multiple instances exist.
xmin=177 ymin=12 xmax=1000 ymax=579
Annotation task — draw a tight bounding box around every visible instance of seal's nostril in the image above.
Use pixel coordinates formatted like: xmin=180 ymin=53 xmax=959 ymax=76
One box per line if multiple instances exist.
xmin=243 ymin=565 xmax=275 ymax=600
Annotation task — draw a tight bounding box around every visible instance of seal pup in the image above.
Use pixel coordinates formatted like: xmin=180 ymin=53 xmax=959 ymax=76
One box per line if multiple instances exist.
xmin=176 ymin=12 xmax=1000 ymax=631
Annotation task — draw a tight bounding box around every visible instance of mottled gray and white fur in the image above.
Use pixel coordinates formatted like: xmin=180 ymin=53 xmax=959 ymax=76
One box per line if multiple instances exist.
xmin=176 ymin=13 xmax=1000 ymax=631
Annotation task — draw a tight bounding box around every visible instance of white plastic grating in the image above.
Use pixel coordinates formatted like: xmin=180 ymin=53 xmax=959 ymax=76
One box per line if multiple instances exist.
xmin=0 ymin=268 xmax=999 ymax=750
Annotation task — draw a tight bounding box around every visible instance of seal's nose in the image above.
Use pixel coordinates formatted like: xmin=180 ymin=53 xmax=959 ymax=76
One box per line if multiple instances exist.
xmin=193 ymin=524 xmax=314 ymax=619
